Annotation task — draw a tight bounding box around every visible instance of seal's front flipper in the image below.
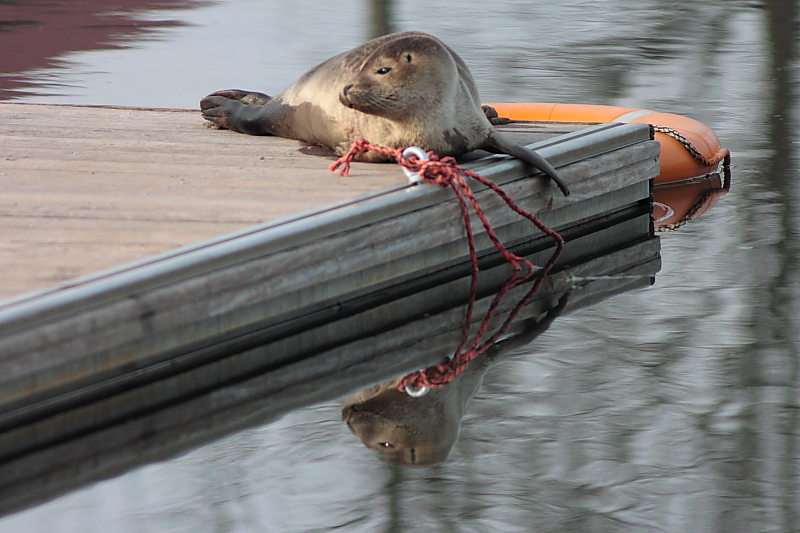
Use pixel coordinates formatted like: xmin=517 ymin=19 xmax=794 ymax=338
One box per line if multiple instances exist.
xmin=200 ymin=91 xmax=279 ymax=136
xmin=204 ymin=89 xmax=273 ymax=105
xmin=483 ymin=131 xmax=570 ymax=196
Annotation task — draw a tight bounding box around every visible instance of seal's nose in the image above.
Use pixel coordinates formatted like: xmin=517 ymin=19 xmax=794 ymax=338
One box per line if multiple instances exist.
xmin=339 ymin=84 xmax=354 ymax=107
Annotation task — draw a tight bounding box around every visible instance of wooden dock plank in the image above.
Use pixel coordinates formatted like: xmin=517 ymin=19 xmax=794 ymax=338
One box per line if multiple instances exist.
xmin=1 ymin=104 xmax=402 ymax=300
xmin=0 ymin=103 xmax=587 ymax=300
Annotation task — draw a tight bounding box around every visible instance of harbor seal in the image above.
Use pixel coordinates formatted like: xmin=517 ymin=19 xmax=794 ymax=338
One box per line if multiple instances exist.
xmin=201 ymin=31 xmax=569 ymax=195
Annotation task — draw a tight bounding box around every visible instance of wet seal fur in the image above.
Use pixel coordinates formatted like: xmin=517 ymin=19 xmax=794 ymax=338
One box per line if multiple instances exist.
xmin=201 ymin=31 xmax=569 ymax=195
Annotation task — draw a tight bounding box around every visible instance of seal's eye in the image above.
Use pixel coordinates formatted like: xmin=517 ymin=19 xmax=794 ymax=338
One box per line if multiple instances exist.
xmin=376 ymin=67 xmax=392 ymax=75
xmin=378 ymin=442 xmax=395 ymax=449
xmin=406 ymin=54 xmax=412 ymax=63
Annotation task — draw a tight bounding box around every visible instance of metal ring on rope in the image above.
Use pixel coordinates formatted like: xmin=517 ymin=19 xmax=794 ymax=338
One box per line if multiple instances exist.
xmin=401 ymin=146 xmax=429 ymax=183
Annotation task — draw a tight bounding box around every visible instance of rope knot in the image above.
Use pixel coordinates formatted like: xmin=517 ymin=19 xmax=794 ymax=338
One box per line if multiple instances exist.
xmin=408 ymin=155 xmax=461 ymax=187
xmin=329 ymin=140 xmax=461 ymax=187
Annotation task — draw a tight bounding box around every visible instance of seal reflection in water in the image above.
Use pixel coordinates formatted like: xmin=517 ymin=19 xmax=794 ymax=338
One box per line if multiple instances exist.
xmin=340 ymin=364 xmax=488 ymax=466
xmin=340 ymin=294 xmax=569 ymax=465
xmin=200 ymin=31 xmax=569 ymax=195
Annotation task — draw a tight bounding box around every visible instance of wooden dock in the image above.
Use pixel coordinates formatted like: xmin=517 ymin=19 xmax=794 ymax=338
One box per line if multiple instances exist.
xmin=0 ymin=103 xmax=412 ymax=299
xmin=0 ymin=103 xmax=621 ymax=300
xmin=0 ymin=101 xmax=661 ymax=514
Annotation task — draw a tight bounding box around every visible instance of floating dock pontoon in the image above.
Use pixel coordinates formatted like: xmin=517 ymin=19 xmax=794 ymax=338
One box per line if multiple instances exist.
xmin=0 ymin=101 xmax=661 ymax=515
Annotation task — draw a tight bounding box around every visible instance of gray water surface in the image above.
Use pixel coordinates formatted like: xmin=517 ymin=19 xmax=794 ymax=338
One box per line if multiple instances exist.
xmin=0 ymin=0 xmax=798 ymax=531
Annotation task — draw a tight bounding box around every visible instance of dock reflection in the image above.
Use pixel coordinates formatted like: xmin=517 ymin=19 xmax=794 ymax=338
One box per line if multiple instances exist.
xmin=0 ymin=225 xmax=659 ymax=516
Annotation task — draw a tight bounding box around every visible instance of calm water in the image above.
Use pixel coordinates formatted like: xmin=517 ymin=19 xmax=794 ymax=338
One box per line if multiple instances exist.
xmin=1 ymin=0 xmax=799 ymax=531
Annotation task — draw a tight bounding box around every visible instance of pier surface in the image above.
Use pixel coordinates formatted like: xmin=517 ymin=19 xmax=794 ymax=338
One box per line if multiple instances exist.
xmin=0 ymin=102 xmax=590 ymax=300
xmin=0 ymin=103 xmax=404 ymax=298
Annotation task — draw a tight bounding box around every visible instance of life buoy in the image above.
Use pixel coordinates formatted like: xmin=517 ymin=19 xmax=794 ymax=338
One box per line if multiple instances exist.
xmin=486 ymin=103 xmax=732 ymax=231
xmin=486 ymin=103 xmax=731 ymax=184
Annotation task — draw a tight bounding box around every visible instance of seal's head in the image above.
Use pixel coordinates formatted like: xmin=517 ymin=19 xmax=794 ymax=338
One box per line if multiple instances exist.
xmin=341 ymin=387 xmax=460 ymax=466
xmin=339 ymin=34 xmax=458 ymax=121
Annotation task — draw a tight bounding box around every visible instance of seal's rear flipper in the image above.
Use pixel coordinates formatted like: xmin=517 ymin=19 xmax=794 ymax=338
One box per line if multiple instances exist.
xmin=481 ymin=105 xmax=511 ymax=125
xmin=483 ymin=131 xmax=570 ymax=196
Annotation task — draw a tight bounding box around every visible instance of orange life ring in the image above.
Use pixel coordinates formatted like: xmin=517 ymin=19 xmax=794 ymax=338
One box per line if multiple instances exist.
xmin=486 ymin=103 xmax=730 ymax=185
xmin=486 ymin=102 xmax=731 ymax=230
